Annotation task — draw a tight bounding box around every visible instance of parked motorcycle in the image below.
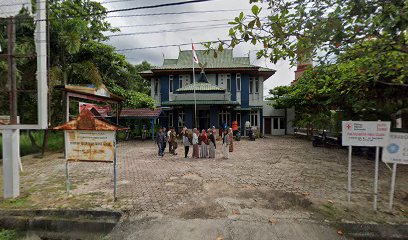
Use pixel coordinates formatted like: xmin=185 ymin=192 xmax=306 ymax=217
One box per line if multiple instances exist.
xmin=312 ymin=130 xmax=340 ymax=148
xmin=235 ymin=130 xmax=241 ymax=141
xmin=248 ymin=129 xmax=255 ymax=141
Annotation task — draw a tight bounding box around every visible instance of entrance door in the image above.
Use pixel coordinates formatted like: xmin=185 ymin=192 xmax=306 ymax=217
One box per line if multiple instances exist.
xmin=198 ymin=110 xmax=210 ymax=130
xmin=264 ymin=117 xmax=272 ymax=134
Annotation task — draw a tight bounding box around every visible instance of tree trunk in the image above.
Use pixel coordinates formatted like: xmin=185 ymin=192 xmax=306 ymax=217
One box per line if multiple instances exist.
xmin=27 ymin=130 xmax=41 ymax=150
xmin=41 ymin=129 xmax=49 ymax=157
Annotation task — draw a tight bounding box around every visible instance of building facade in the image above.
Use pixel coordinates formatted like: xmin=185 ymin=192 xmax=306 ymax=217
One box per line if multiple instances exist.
xmin=141 ymin=49 xmax=277 ymax=134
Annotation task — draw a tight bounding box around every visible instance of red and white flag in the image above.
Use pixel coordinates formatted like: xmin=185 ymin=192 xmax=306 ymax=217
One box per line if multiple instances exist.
xmin=192 ymin=43 xmax=199 ymax=64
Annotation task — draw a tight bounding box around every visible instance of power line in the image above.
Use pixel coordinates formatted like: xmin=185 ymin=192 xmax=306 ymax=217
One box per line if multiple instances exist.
xmin=115 ymin=39 xmax=230 ymax=51
xmin=113 ymin=18 xmax=232 ymax=28
xmin=105 ymin=0 xmax=218 ymax=14
xmin=107 ymin=24 xmax=231 ymax=37
xmin=107 ymin=9 xmax=248 ymax=18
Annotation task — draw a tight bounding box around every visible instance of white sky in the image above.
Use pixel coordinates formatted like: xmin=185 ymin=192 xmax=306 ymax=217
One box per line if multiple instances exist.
xmin=100 ymin=0 xmax=295 ymax=97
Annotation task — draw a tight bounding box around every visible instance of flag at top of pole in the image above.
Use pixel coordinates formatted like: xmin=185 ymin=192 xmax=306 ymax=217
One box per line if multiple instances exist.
xmin=192 ymin=43 xmax=199 ymax=64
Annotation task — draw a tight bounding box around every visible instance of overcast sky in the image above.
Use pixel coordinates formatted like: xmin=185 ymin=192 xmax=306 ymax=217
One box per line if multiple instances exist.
xmin=99 ymin=0 xmax=295 ymax=97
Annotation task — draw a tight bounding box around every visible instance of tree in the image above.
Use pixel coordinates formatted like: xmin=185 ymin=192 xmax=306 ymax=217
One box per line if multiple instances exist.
xmin=209 ymin=0 xmax=408 ymax=66
xmin=268 ymin=39 xmax=408 ymax=129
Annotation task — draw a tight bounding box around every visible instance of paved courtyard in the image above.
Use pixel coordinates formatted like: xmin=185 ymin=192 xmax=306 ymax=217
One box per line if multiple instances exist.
xmin=0 ymin=136 xmax=407 ymax=224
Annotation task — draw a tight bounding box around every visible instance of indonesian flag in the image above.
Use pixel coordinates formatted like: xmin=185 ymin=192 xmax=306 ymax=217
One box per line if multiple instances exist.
xmin=192 ymin=43 xmax=199 ymax=64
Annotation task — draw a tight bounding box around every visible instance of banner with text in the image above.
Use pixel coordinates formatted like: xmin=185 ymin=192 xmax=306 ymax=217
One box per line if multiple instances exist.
xmin=65 ymin=130 xmax=115 ymax=162
xmin=342 ymin=121 xmax=391 ymax=146
xmin=382 ymin=132 xmax=408 ymax=164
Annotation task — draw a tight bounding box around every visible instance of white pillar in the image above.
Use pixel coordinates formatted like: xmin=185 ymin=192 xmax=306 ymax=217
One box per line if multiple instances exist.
xmin=2 ymin=129 xmax=20 ymax=198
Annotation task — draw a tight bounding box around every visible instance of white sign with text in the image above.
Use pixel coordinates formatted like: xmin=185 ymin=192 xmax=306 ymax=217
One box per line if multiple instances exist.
xmin=342 ymin=121 xmax=391 ymax=146
xmin=382 ymin=132 xmax=408 ymax=164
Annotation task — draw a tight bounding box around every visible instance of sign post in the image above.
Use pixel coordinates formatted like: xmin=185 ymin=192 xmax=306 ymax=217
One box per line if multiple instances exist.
xmin=382 ymin=132 xmax=408 ymax=210
xmin=342 ymin=121 xmax=390 ymax=210
xmin=55 ymin=109 xmax=126 ymax=201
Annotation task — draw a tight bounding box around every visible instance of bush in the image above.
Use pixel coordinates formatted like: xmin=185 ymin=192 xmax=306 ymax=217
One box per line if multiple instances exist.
xmin=0 ymin=130 xmax=64 ymax=158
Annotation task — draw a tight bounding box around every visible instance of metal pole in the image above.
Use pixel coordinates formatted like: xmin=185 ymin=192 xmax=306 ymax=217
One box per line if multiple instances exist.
xmin=388 ymin=163 xmax=397 ymax=211
xmin=373 ymin=119 xmax=381 ymax=211
xmin=8 ymin=17 xmax=17 ymax=125
xmin=2 ymin=17 xmax=20 ymax=199
xmin=193 ymin=55 xmax=197 ymax=128
xmin=36 ymin=0 xmax=48 ymax=129
xmin=113 ymin=134 xmax=117 ymax=201
xmin=374 ymin=145 xmax=380 ymax=211
xmin=348 ymin=145 xmax=352 ymax=203
xmin=65 ymin=161 xmax=70 ymax=195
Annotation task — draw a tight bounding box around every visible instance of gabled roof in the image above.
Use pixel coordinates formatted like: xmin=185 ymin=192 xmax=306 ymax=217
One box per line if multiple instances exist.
xmin=156 ymin=49 xmax=270 ymax=70
xmin=54 ymin=109 xmax=126 ymax=131
xmin=176 ymin=82 xmax=225 ymax=93
xmin=120 ymin=108 xmax=162 ymax=119
xmin=56 ymin=84 xmax=124 ymax=102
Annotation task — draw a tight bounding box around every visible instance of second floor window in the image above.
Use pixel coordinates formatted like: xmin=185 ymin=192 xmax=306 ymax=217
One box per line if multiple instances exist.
xmin=154 ymin=78 xmax=159 ymax=95
xmin=249 ymin=78 xmax=253 ymax=93
xmin=236 ymin=73 xmax=241 ymax=91
xmin=169 ymin=75 xmax=173 ymax=93
xmin=255 ymin=78 xmax=259 ymax=93
xmin=179 ymin=75 xmax=183 ymax=89
xmin=179 ymin=75 xmax=190 ymax=88
xmin=226 ymin=74 xmax=231 ymax=92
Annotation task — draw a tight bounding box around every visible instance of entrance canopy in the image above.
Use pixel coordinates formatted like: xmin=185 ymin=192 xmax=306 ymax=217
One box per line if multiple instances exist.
xmin=119 ymin=108 xmax=162 ymax=141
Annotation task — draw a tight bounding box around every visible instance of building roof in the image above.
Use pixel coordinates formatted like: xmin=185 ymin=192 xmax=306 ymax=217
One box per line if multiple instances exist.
xmin=120 ymin=108 xmax=162 ymax=119
xmin=162 ymin=100 xmax=239 ymax=106
xmin=56 ymin=84 xmax=124 ymax=102
xmin=176 ymin=82 xmax=225 ymax=93
xmin=54 ymin=109 xmax=126 ymax=131
xmin=141 ymin=49 xmax=275 ymax=79
xmin=156 ymin=49 xmax=272 ymax=70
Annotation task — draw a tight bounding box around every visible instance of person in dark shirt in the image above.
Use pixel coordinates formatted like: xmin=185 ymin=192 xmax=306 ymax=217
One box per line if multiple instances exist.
xmin=156 ymin=128 xmax=166 ymax=157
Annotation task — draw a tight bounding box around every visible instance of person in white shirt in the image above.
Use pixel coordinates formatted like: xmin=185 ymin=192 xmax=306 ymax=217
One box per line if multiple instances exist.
xmin=192 ymin=128 xmax=199 ymax=158
xmin=167 ymin=128 xmax=172 ymax=153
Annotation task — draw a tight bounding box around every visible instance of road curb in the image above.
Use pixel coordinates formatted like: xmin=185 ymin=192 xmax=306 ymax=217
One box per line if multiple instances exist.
xmin=338 ymin=222 xmax=408 ymax=239
xmin=0 ymin=209 xmax=122 ymax=238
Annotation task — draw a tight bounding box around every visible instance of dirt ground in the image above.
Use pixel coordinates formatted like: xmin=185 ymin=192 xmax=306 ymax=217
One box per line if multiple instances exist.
xmin=0 ymin=136 xmax=407 ymax=224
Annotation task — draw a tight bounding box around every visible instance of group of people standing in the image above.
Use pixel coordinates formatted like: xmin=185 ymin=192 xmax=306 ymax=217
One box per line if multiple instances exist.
xmin=155 ymin=127 xmax=178 ymax=157
xmin=156 ymin=126 xmax=234 ymax=159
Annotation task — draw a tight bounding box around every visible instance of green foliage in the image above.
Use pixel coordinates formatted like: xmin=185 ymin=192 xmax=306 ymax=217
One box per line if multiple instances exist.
xmin=0 ymin=229 xmax=20 ymax=240
xmin=0 ymin=131 xmax=64 ymax=157
xmin=0 ymin=0 xmax=155 ymax=127
xmin=267 ymin=39 xmax=408 ymax=129
xmin=211 ymin=0 xmax=408 ymax=65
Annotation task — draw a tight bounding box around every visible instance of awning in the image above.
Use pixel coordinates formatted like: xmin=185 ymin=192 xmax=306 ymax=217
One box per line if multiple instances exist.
xmin=161 ymin=100 xmax=240 ymax=106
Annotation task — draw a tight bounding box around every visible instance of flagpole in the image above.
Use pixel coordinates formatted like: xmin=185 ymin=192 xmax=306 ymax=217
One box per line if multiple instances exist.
xmin=192 ymin=41 xmax=197 ymax=128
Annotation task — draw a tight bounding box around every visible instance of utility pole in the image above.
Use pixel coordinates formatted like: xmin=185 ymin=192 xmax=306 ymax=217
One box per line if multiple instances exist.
xmin=3 ymin=16 xmax=20 ymax=198
xmin=8 ymin=17 xmax=17 ymax=125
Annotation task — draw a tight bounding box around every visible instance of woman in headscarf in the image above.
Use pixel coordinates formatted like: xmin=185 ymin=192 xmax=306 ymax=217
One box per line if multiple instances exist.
xmin=182 ymin=127 xmax=190 ymax=158
xmin=228 ymin=127 xmax=234 ymax=152
xmin=192 ymin=128 xmax=199 ymax=158
xmin=222 ymin=129 xmax=230 ymax=159
xmin=208 ymin=129 xmax=216 ymax=158
xmin=199 ymin=129 xmax=208 ymax=158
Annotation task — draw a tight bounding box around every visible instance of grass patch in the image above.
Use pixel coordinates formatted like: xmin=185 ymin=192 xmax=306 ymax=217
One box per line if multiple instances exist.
xmin=0 ymin=130 xmax=64 ymax=157
xmin=0 ymin=195 xmax=30 ymax=209
xmin=317 ymin=203 xmax=342 ymax=221
xmin=0 ymin=229 xmax=22 ymax=240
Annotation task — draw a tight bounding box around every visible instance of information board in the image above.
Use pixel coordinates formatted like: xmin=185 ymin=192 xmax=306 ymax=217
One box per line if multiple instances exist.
xmin=342 ymin=121 xmax=391 ymax=146
xmin=64 ymin=130 xmax=115 ymax=162
xmin=382 ymin=132 xmax=408 ymax=164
